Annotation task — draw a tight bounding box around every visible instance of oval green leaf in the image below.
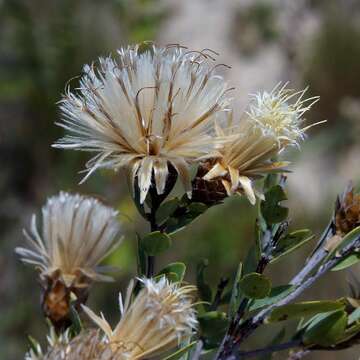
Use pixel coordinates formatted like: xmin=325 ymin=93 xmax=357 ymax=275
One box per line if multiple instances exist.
xmin=140 ymin=231 xmax=171 ymax=256
xmin=331 ymin=253 xmax=360 ymax=271
xmin=303 ymin=310 xmax=348 ymax=346
xmin=157 ymin=262 xmax=186 ymax=282
xmin=239 ymin=273 xmax=271 ymax=299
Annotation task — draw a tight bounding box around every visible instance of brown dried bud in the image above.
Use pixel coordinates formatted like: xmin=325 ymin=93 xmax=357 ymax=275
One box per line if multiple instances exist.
xmin=191 ymin=161 xmax=228 ymax=206
xmin=335 ymin=185 xmax=360 ymax=236
xmin=41 ymin=272 xmax=89 ymax=331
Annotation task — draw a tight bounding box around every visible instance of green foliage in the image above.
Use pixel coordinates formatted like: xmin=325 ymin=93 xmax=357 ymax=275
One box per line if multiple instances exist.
xmin=157 ymin=196 xmax=208 ymax=234
xmin=228 ymin=262 xmax=243 ymax=317
xmin=198 ymin=311 xmax=229 ymax=348
xmin=140 ymin=231 xmax=172 ymax=256
xmin=325 ymin=226 xmax=360 ymax=263
xmin=331 ymin=253 xmax=360 ymax=271
xmin=301 ymin=310 xmax=348 ymax=346
xmin=196 ymin=259 xmax=213 ymax=306
xmin=157 ymin=262 xmax=186 ymax=283
xmin=270 ymin=230 xmax=314 ymax=263
xmin=268 ymin=301 xmax=345 ymax=323
xmin=239 ymin=273 xmax=272 ymax=299
xmin=250 ymin=285 xmax=294 ymax=312
xmin=260 ymin=185 xmax=288 ymax=225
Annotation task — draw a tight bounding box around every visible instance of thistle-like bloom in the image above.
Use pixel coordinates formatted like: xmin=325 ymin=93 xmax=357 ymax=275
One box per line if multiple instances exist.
xmin=16 ymin=192 xmax=122 ymax=328
xmin=54 ymin=44 xmax=232 ymax=203
xmin=203 ymin=83 xmax=323 ymax=204
xmin=16 ymin=191 xmax=122 ymax=287
xmin=26 ymin=329 xmax=114 ymax=360
xmin=83 ymin=277 xmax=198 ymax=359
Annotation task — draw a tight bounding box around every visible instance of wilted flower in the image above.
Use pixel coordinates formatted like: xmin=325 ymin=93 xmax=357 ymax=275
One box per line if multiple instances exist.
xmin=83 ymin=277 xmax=198 ymax=359
xmin=16 ymin=192 xmax=122 ymax=328
xmin=26 ymin=329 xmax=115 ymax=360
xmin=54 ymin=43 xmax=232 ymax=203
xmin=201 ymin=83 xmax=322 ymax=204
xmin=335 ymin=184 xmax=360 ymax=236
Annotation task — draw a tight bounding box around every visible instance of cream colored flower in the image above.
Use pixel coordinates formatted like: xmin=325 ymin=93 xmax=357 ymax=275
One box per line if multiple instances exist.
xmin=26 ymin=329 xmax=114 ymax=360
xmin=16 ymin=192 xmax=122 ymax=287
xmin=54 ymin=44 xmax=232 ymax=203
xmin=83 ymin=277 xmax=197 ymax=359
xmin=204 ymin=83 xmax=324 ymax=204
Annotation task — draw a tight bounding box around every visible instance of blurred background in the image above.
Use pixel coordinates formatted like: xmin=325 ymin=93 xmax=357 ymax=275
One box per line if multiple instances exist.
xmin=1 ymin=0 xmax=360 ymax=359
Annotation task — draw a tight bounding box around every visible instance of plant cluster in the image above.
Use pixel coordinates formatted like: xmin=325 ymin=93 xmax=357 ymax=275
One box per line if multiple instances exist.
xmin=16 ymin=43 xmax=360 ymax=360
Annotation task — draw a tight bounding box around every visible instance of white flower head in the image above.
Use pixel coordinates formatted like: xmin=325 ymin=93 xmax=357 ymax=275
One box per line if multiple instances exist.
xmin=246 ymin=82 xmax=321 ymax=146
xmin=16 ymin=192 xmax=122 ymax=287
xmin=54 ymin=44 xmax=232 ymax=203
xmin=204 ymin=83 xmax=324 ymax=204
xmin=83 ymin=277 xmax=198 ymax=359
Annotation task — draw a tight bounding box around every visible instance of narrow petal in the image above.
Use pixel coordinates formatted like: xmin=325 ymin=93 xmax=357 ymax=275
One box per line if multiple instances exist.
xmin=228 ymin=166 xmax=240 ymax=191
xmin=170 ymin=158 xmax=192 ymax=197
xmin=153 ymin=159 xmax=169 ymax=195
xmin=138 ymin=157 xmax=154 ymax=204
xmin=203 ymin=162 xmax=227 ymax=181
xmin=238 ymin=176 xmax=256 ymax=205
xmin=82 ymin=305 xmax=113 ymax=338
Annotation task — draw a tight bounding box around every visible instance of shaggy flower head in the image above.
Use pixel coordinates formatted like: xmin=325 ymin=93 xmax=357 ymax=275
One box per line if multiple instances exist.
xmin=54 ymin=43 xmax=232 ymax=203
xmin=26 ymin=329 xmax=115 ymax=360
xmin=203 ymin=83 xmax=323 ymax=204
xmin=83 ymin=277 xmax=198 ymax=359
xmin=16 ymin=192 xmax=122 ymax=287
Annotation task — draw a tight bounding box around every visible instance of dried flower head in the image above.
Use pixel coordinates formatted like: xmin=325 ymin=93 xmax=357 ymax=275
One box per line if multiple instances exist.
xmin=54 ymin=43 xmax=232 ymax=203
xmin=202 ymin=83 xmax=323 ymax=204
xmin=83 ymin=277 xmax=198 ymax=359
xmin=335 ymin=184 xmax=360 ymax=236
xmin=26 ymin=329 xmax=115 ymax=360
xmin=15 ymin=192 xmax=122 ymax=328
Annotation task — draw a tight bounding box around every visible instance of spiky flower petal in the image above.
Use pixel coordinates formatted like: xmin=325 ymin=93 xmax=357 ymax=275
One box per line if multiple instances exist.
xmin=54 ymin=44 xmax=232 ymax=203
xmin=83 ymin=277 xmax=197 ymax=359
xmin=203 ymin=83 xmax=323 ymax=204
xmin=16 ymin=191 xmax=122 ymax=287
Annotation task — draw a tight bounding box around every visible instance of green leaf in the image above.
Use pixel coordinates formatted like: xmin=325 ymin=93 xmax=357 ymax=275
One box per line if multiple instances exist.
xmin=197 ymin=259 xmax=213 ymax=305
xmin=228 ymin=262 xmax=243 ymax=317
xmin=156 ymin=198 xmax=180 ymax=225
xmin=198 ymin=311 xmax=229 ymax=347
xmin=331 ymin=253 xmax=360 ymax=271
xmin=271 ymin=230 xmax=314 ymax=264
xmin=249 ymin=285 xmax=294 ymax=311
xmin=140 ymin=231 xmax=171 ymax=256
xmin=268 ymin=301 xmax=345 ymax=323
xmin=188 ymin=202 xmax=208 ymax=215
xmin=302 ymin=310 xmax=348 ymax=346
xmin=28 ymin=336 xmax=42 ymax=355
xmin=162 ymin=341 xmax=197 ymax=360
xmin=326 ymin=226 xmax=360 ymax=261
xmin=260 ymin=185 xmax=288 ymax=224
xmin=69 ymin=304 xmax=83 ymax=336
xmin=239 ymin=273 xmax=271 ymax=299
xmin=157 ymin=262 xmax=186 ymax=282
